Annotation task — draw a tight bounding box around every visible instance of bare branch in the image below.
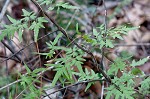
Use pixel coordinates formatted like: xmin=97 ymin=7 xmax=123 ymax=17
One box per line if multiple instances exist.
xmin=0 ymin=79 xmax=21 ymax=91
xmin=0 ymin=0 xmax=10 ymax=22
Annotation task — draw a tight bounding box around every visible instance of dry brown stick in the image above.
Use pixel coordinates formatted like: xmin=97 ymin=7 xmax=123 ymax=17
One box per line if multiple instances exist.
xmin=0 ymin=79 xmax=21 ymax=91
xmin=1 ymin=40 xmax=22 ymax=63
xmin=0 ymin=0 xmax=10 ymax=22
xmin=0 ymin=55 xmax=20 ymax=62
xmin=30 ymin=0 xmax=112 ymax=83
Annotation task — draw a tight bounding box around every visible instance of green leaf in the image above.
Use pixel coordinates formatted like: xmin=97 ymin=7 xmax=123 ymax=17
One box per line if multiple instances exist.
xmin=29 ymin=17 xmax=48 ymax=42
xmin=85 ymin=82 xmax=93 ymax=92
xmin=107 ymin=58 xmax=127 ymax=75
xmin=139 ymin=77 xmax=150 ymax=95
xmin=120 ymin=51 xmax=133 ymax=60
xmin=105 ymin=92 xmax=111 ymax=99
xmin=53 ymin=33 xmax=62 ymax=45
xmin=93 ymin=28 xmax=98 ymax=36
xmin=97 ymin=24 xmax=105 ymax=33
xmin=111 ymin=33 xmax=123 ymax=40
xmin=48 ymin=7 xmax=54 ymax=11
xmin=76 ymin=23 xmax=81 ymax=35
xmin=75 ymin=61 xmax=84 ymax=74
xmin=56 ymin=2 xmax=79 ymax=9
xmin=131 ymin=68 xmax=142 ymax=75
xmin=30 ymin=13 xmax=36 ymax=20
xmin=24 ymin=64 xmax=31 ymax=74
xmin=76 ymin=56 xmax=85 ymax=61
xmin=57 ymin=7 xmax=60 ymax=14
xmin=106 ymin=39 xmax=114 ymax=48
xmin=62 ymin=67 xmax=70 ymax=79
xmin=33 ymin=68 xmax=46 ymax=74
xmin=18 ymin=28 xmax=23 ymax=41
xmin=37 ymin=17 xmax=48 ymax=23
xmin=0 ymin=31 xmax=6 ymax=41
xmin=52 ymin=70 xmax=62 ymax=86
xmin=38 ymin=0 xmax=53 ymax=5
xmin=100 ymin=40 xmax=105 ymax=48
xmin=22 ymin=9 xmax=32 ymax=17
xmin=7 ymin=15 xmax=17 ymax=23
xmin=131 ymin=56 xmax=149 ymax=66
xmin=34 ymin=24 xmax=40 ymax=42
xmin=125 ymin=26 xmax=140 ymax=31
xmin=85 ymin=68 xmax=90 ymax=75
xmin=83 ymin=34 xmax=93 ymax=43
xmin=106 ymin=73 xmax=135 ymax=99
